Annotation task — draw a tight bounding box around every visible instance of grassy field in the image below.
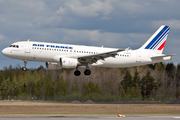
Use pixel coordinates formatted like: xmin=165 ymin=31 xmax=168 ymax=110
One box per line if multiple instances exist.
xmin=0 ymin=101 xmax=179 ymax=116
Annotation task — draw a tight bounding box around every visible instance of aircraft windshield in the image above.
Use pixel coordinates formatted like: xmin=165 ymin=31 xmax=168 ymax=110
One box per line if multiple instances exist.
xmin=9 ymin=45 xmax=19 ymax=48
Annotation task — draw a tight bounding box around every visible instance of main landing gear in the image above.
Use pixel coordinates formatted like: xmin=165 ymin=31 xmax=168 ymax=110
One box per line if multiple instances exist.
xmin=74 ymin=66 xmax=91 ymax=76
xmin=74 ymin=70 xmax=81 ymax=76
xmin=74 ymin=69 xmax=91 ymax=76
xmin=22 ymin=60 xmax=27 ymax=71
xmin=84 ymin=69 xmax=91 ymax=75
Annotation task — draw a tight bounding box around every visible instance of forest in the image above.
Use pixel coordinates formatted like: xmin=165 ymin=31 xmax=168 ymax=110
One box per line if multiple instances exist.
xmin=0 ymin=62 xmax=180 ymax=102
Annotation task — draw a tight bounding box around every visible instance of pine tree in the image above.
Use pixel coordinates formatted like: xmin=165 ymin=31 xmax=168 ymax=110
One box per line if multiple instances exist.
xmin=132 ymin=69 xmax=140 ymax=88
xmin=139 ymin=71 xmax=157 ymax=100
xmin=120 ymin=70 xmax=133 ymax=93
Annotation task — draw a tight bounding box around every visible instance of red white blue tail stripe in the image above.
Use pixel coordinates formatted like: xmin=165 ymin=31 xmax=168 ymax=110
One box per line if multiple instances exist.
xmin=144 ymin=26 xmax=170 ymax=50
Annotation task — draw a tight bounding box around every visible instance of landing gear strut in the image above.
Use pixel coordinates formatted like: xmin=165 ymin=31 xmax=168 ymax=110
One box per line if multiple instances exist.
xmin=84 ymin=64 xmax=91 ymax=76
xmin=22 ymin=60 xmax=27 ymax=71
xmin=74 ymin=66 xmax=81 ymax=76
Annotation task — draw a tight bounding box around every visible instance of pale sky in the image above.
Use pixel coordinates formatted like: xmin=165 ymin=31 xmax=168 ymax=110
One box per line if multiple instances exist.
xmin=0 ymin=0 xmax=180 ymax=69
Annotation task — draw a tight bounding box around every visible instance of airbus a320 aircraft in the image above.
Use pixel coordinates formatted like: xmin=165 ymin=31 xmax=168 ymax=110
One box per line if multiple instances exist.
xmin=2 ymin=25 xmax=175 ymax=76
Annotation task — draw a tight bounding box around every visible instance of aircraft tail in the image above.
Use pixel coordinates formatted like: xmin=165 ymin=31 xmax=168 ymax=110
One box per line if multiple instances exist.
xmin=139 ymin=25 xmax=170 ymax=54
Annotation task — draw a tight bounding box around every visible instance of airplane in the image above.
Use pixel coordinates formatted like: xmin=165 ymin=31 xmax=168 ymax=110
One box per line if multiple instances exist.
xmin=2 ymin=25 xmax=175 ymax=76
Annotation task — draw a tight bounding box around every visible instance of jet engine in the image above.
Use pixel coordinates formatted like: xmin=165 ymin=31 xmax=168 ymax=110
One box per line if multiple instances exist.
xmin=60 ymin=58 xmax=79 ymax=68
xmin=51 ymin=55 xmax=80 ymax=69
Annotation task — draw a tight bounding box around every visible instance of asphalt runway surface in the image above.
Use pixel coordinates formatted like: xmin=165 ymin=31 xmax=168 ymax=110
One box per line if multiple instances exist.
xmin=0 ymin=116 xmax=180 ymax=120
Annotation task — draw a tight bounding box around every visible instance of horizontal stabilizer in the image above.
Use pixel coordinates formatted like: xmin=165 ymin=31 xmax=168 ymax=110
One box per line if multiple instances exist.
xmin=150 ymin=54 xmax=176 ymax=59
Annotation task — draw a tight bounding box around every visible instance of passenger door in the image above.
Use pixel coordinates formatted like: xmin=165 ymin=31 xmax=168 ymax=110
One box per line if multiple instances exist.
xmin=25 ymin=41 xmax=30 ymax=53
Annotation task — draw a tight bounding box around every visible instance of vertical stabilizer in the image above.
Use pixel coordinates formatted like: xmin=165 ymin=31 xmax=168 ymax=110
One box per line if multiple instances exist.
xmin=140 ymin=25 xmax=170 ymax=54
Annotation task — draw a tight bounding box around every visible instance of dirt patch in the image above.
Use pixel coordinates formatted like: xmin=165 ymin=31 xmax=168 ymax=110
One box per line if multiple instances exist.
xmin=84 ymin=100 xmax=94 ymax=104
xmin=70 ymin=100 xmax=82 ymax=104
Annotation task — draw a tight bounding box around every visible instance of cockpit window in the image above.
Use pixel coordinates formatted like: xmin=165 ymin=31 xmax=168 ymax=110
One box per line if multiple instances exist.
xmin=9 ymin=45 xmax=19 ymax=48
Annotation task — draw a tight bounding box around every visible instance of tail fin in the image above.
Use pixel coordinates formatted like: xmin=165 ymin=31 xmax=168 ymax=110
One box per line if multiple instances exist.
xmin=140 ymin=25 xmax=170 ymax=54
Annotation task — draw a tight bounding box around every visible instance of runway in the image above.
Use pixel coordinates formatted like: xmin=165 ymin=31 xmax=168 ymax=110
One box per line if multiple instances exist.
xmin=0 ymin=116 xmax=180 ymax=120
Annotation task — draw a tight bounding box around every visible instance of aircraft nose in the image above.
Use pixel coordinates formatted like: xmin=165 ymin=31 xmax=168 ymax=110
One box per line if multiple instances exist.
xmin=2 ymin=48 xmax=9 ymax=56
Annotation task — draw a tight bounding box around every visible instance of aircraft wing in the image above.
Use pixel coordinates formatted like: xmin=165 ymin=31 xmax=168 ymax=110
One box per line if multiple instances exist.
xmin=76 ymin=49 xmax=124 ymax=64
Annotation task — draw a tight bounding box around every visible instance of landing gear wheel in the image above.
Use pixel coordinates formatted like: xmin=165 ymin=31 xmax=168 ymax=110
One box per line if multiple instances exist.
xmin=22 ymin=60 xmax=28 ymax=71
xmin=74 ymin=70 xmax=81 ymax=76
xmin=22 ymin=67 xmax=27 ymax=71
xmin=84 ymin=69 xmax=91 ymax=75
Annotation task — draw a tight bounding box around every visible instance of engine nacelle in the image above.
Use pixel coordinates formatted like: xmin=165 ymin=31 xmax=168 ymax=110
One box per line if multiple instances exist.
xmin=45 ymin=62 xmax=61 ymax=70
xmin=60 ymin=58 xmax=78 ymax=68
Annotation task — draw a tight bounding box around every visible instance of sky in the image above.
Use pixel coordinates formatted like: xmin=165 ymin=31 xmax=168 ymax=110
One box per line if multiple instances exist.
xmin=0 ymin=0 xmax=180 ymax=70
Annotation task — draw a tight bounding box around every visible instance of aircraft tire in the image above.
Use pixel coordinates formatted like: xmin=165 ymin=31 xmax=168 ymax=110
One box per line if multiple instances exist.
xmin=22 ymin=67 xmax=27 ymax=71
xmin=74 ymin=70 xmax=81 ymax=76
xmin=84 ymin=69 xmax=91 ymax=75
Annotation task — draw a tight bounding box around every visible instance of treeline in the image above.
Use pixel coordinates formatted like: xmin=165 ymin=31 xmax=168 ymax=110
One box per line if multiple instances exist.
xmin=0 ymin=62 xmax=180 ymax=102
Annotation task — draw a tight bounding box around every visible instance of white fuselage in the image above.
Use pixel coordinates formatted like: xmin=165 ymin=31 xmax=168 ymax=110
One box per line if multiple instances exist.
xmin=2 ymin=41 xmax=168 ymax=68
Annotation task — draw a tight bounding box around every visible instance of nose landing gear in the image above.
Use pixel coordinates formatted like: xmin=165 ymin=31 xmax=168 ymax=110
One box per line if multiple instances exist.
xmin=22 ymin=60 xmax=27 ymax=71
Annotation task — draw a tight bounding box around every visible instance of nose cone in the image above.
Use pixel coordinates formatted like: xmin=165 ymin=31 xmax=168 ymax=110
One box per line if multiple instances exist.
xmin=2 ymin=48 xmax=9 ymax=56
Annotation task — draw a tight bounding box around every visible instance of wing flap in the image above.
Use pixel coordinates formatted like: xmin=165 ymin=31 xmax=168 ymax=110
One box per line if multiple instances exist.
xmin=77 ymin=49 xmax=124 ymax=64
